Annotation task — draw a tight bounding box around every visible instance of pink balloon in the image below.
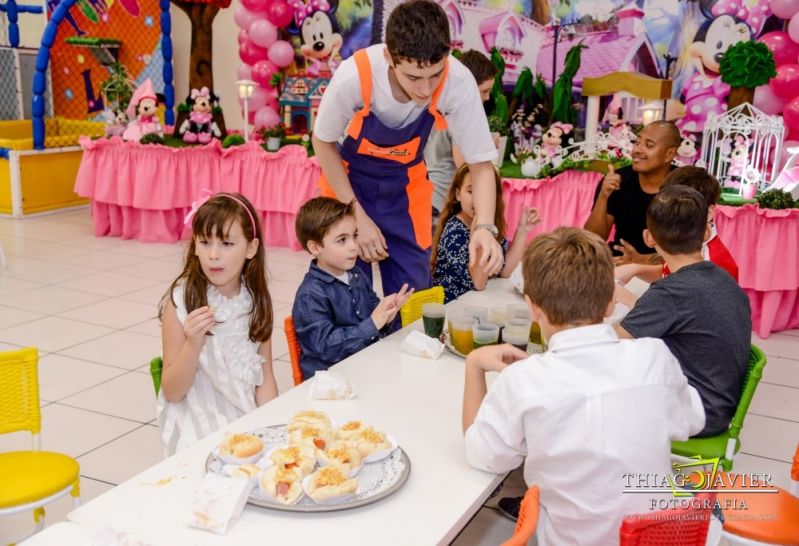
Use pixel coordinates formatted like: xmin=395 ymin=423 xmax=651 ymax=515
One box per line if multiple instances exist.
xmin=249 ymin=19 xmax=278 ymax=48
xmin=251 ymin=59 xmax=278 ymax=87
xmin=266 ymin=0 xmax=294 ymax=28
xmin=758 ymin=31 xmax=799 ymax=67
xmin=237 ymin=30 xmax=249 ymax=47
xmin=253 ymin=106 xmax=281 ymax=130
xmin=780 ymin=140 xmax=799 ymax=170
xmin=241 ymin=86 xmax=271 ymax=112
xmin=239 ymin=40 xmax=268 ymax=65
xmin=237 ymin=63 xmax=253 ymax=81
xmin=234 ymin=5 xmax=259 ymax=31
xmin=771 ymin=0 xmax=799 ymax=19
xmin=770 ymin=64 xmax=799 ymax=99
xmin=754 ymin=83 xmax=788 ymax=115
xmin=789 ymin=14 xmax=799 ymax=44
xmin=268 ymin=40 xmax=295 ymax=68
xmin=241 ymin=0 xmax=269 ymax=12
xmin=784 ymin=98 xmax=799 ymax=136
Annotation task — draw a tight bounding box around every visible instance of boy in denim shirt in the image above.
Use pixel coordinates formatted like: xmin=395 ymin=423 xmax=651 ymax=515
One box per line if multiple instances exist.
xmin=293 ymin=198 xmax=413 ymax=378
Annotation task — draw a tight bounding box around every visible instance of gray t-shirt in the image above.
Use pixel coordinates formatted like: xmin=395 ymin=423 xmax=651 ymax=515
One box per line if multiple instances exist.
xmin=424 ymin=129 xmax=456 ymax=212
xmin=620 ymin=261 xmax=751 ymax=437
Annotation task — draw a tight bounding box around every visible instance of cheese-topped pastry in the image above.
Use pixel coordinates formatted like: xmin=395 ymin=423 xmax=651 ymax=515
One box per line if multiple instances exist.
xmin=305 ymin=466 xmax=358 ymax=502
xmin=354 ymin=427 xmax=392 ymax=458
xmin=317 ymin=443 xmax=362 ymax=476
xmin=289 ymin=425 xmax=333 ymax=452
xmin=269 ymin=445 xmax=316 ymax=476
xmin=219 ymin=433 xmax=263 ymax=459
xmin=287 ymin=410 xmax=332 ymax=433
xmin=261 ymin=465 xmax=303 ymax=505
xmin=335 ymin=420 xmax=365 ymax=441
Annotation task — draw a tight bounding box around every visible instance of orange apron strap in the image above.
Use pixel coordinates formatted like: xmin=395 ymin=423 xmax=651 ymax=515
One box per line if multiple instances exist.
xmin=428 ymin=59 xmax=449 ymax=132
xmin=346 ymin=49 xmax=373 ymax=140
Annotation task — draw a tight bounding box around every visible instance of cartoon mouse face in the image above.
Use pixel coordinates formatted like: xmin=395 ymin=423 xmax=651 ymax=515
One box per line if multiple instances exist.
xmin=300 ymin=11 xmax=342 ymax=61
xmin=115 ymin=110 xmax=128 ymax=124
xmin=678 ymin=137 xmax=697 ymax=157
xmin=690 ymin=14 xmax=751 ymax=78
xmin=137 ymin=97 xmax=158 ymax=117
xmin=193 ymin=96 xmax=212 ymax=113
xmin=731 ymin=142 xmax=747 ymax=160
xmin=542 ymin=127 xmax=563 ymax=146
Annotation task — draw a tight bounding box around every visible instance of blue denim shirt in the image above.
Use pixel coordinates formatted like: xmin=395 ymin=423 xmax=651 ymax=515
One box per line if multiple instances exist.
xmin=292 ymin=261 xmax=381 ymax=378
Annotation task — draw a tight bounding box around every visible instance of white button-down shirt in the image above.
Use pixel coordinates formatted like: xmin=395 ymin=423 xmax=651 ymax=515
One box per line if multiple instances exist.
xmin=465 ymin=324 xmax=705 ymax=546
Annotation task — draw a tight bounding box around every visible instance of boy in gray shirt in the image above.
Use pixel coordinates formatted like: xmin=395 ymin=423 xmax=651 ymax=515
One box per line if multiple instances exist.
xmin=615 ymin=185 xmax=751 ymax=436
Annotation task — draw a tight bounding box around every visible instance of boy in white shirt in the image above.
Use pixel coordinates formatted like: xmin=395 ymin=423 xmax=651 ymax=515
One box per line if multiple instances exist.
xmin=462 ymin=227 xmax=705 ymax=546
xmin=313 ymin=0 xmax=503 ymax=302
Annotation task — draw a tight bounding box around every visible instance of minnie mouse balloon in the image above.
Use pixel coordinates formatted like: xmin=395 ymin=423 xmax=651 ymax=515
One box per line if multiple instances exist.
xmin=239 ymin=40 xmax=268 ymax=65
xmin=249 ymin=19 xmax=278 ymax=48
xmin=268 ymin=40 xmax=294 ymax=68
xmin=759 ymin=31 xmax=799 ymax=67
xmin=234 ymin=5 xmax=259 ymax=31
xmin=253 ymin=106 xmax=281 ymax=130
xmin=251 ymin=59 xmax=278 ymax=87
xmin=770 ymin=0 xmax=799 ymax=19
xmin=753 ymin=83 xmax=788 ymax=115
xmin=237 ymin=63 xmax=253 ymax=81
xmin=241 ymin=0 xmax=269 ymax=12
xmin=266 ymin=0 xmax=294 ymax=28
xmin=770 ymin=64 xmax=799 ymax=98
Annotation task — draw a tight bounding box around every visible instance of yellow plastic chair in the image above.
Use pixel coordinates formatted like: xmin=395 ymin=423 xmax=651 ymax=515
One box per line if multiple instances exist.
xmin=399 ymin=286 xmax=444 ymax=327
xmin=0 ymin=347 xmax=81 ymax=539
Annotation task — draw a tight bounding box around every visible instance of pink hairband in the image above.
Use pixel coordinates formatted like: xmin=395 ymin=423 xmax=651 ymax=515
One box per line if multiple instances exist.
xmin=183 ymin=189 xmax=258 ymax=236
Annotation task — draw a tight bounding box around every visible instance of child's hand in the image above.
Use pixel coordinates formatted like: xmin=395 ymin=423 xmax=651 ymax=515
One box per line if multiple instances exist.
xmin=183 ymin=306 xmax=215 ymax=348
xmin=371 ymin=296 xmax=396 ymax=330
xmin=614 ymin=263 xmax=639 ymax=284
xmin=466 ymin=344 xmax=528 ymax=373
xmin=383 ymin=284 xmax=414 ymax=324
xmin=515 ymin=207 xmax=541 ymax=236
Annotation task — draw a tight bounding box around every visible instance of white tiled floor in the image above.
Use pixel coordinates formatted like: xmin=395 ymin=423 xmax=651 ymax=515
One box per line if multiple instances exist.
xmin=1 ymin=208 xmax=797 ymax=545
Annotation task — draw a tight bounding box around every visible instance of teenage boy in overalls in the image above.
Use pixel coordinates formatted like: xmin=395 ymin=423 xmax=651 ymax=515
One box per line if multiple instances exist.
xmin=312 ymin=0 xmax=502 ymax=299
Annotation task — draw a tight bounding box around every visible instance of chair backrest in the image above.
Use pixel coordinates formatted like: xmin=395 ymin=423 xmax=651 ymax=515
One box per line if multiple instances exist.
xmin=729 ymin=345 xmax=767 ymax=441
xmin=399 ymin=285 xmax=444 ymax=328
xmin=284 ymin=316 xmax=304 ymax=386
xmin=150 ymin=357 xmax=163 ymax=396
xmin=619 ymin=492 xmax=716 ymax=545
xmin=501 ymin=486 xmax=540 ymax=546
xmin=0 ymin=347 xmax=41 ymax=436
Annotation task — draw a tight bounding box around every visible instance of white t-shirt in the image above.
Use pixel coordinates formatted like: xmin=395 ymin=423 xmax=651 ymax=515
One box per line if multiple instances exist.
xmin=464 ymin=324 xmax=706 ymax=546
xmin=313 ymin=44 xmax=498 ymax=165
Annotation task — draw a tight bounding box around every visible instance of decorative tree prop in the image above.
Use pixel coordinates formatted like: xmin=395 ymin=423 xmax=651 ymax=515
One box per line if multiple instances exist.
xmin=100 ymin=62 xmax=135 ymax=113
xmin=171 ymin=0 xmax=232 ymax=131
xmin=488 ymin=47 xmax=508 ymax=125
xmin=721 ymin=41 xmax=777 ymax=110
xmin=551 ymin=41 xmax=586 ymax=125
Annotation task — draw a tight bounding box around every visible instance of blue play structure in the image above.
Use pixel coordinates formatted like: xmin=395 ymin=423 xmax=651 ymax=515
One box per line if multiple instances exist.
xmin=0 ymin=0 xmax=43 ymax=48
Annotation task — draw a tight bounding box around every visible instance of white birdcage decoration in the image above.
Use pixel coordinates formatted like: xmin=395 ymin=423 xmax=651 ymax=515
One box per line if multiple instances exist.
xmin=701 ymin=103 xmax=784 ymax=195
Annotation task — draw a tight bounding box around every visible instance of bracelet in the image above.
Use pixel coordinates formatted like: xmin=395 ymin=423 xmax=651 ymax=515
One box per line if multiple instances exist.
xmin=614 ymin=278 xmax=626 ymax=286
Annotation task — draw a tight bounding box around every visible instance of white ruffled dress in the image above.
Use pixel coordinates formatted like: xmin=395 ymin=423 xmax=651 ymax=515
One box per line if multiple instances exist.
xmin=157 ymin=281 xmax=265 ymax=456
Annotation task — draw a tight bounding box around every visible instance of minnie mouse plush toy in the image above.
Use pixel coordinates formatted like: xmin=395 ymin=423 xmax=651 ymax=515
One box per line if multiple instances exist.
xmin=122 ymin=79 xmax=163 ymax=142
xmin=539 ymin=122 xmax=572 ymax=159
xmin=178 ymin=87 xmax=222 ymax=144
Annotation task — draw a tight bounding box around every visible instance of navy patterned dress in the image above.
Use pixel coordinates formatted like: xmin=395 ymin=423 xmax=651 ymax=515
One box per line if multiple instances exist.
xmin=432 ymin=216 xmax=509 ymax=303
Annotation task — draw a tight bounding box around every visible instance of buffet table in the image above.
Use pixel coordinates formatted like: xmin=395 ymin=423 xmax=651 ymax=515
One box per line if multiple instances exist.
xmin=74 ymin=138 xmax=320 ymax=250
xmin=66 ymin=280 xmax=523 ymax=546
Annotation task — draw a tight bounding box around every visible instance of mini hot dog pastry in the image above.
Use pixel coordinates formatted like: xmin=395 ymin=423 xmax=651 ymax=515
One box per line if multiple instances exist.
xmin=289 ymin=425 xmax=333 ymax=452
xmin=261 ymin=465 xmax=303 ymax=505
xmin=287 ymin=410 xmax=332 ymax=433
xmin=269 ymin=445 xmax=316 ymax=477
xmin=354 ymin=427 xmax=392 ymax=458
xmin=317 ymin=443 xmax=363 ymax=476
xmin=219 ymin=433 xmax=264 ymax=459
xmin=305 ymin=466 xmax=358 ymax=502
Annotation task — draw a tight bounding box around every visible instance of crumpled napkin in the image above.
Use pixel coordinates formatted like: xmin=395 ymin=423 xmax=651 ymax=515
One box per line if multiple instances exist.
xmin=402 ymin=330 xmax=444 ymax=359
xmin=309 ymin=370 xmax=357 ymax=400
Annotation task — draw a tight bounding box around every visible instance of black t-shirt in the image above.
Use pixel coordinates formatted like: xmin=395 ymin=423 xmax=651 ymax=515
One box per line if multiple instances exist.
xmin=592 ymin=166 xmax=657 ymax=255
xmin=620 ymin=261 xmax=752 ymax=437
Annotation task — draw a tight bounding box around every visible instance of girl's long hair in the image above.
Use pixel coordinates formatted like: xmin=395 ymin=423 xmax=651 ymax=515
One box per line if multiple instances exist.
xmin=159 ymin=193 xmax=273 ymax=343
xmin=430 ymin=164 xmax=506 ymax=271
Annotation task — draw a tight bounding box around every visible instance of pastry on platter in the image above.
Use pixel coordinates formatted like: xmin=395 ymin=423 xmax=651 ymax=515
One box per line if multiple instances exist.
xmin=335 ymin=420 xmax=366 ymax=441
xmin=269 ymin=445 xmax=316 ymax=477
xmin=261 ymin=465 xmax=304 ymax=505
xmin=316 ymin=443 xmax=363 ymax=476
xmin=218 ymin=433 xmax=264 ymax=463
xmin=230 ymin=464 xmax=260 ymax=479
xmin=289 ymin=425 xmax=333 ymax=452
xmin=287 ymin=410 xmax=332 ymax=433
xmin=304 ymin=466 xmax=358 ymax=503
xmin=354 ymin=427 xmax=392 ymax=458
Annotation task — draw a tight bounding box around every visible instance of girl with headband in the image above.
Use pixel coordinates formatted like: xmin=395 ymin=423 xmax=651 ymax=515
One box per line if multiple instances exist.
xmin=157 ymin=191 xmax=277 ymax=455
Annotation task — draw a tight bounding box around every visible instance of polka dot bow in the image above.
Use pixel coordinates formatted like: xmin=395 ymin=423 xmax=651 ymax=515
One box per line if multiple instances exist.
xmin=289 ymin=0 xmax=331 ymax=27
xmin=711 ymin=0 xmax=771 ymax=36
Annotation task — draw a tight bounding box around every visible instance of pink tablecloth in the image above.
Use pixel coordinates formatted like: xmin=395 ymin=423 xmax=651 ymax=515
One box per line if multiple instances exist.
xmin=502 ymin=172 xmax=799 ymax=338
xmin=74 ymin=137 xmax=320 ymax=249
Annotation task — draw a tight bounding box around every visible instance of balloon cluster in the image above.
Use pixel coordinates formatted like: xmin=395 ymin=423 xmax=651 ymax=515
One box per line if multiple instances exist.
xmin=234 ymin=0 xmax=296 ymax=131
xmin=753 ymin=0 xmax=799 ymax=160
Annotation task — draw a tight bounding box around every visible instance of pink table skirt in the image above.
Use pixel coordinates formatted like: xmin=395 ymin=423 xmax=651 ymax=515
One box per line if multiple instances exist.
xmin=75 ymin=137 xmax=320 ymax=249
xmin=502 ymin=172 xmax=799 ymax=337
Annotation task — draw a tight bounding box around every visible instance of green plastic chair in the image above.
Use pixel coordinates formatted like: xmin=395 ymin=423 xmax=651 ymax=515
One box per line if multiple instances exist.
xmin=671 ymin=345 xmax=767 ymax=471
xmin=150 ymin=357 xmax=163 ymax=396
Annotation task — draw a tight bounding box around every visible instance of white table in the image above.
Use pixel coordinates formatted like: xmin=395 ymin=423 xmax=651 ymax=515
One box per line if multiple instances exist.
xmin=67 ymin=280 xmax=525 ymax=545
xmin=19 ymin=522 xmax=97 ymax=545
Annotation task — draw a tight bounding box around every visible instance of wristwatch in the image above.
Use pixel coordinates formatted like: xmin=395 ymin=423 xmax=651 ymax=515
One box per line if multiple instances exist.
xmin=474 ymin=223 xmax=499 ymax=237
